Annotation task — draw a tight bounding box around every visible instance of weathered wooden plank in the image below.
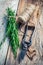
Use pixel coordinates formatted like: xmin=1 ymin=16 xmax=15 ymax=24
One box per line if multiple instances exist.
xmin=0 ymin=0 xmax=19 ymax=65
xmin=0 ymin=1 xmax=9 ymax=65
xmin=28 ymin=5 xmax=40 ymax=26
xmin=17 ymin=0 xmax=26 ymax=16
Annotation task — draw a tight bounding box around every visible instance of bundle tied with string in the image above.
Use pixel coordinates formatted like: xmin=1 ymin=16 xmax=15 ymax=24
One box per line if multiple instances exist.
xmin=0 ymin=8 xmax=20 ymax=58
xmin=17 ymin=4 xmax=36 ymax=24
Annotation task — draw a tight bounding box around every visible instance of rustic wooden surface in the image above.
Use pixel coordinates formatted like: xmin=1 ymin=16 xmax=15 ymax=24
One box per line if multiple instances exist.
xmin=5 ymin=0 xmax=43 ymax=65
xmin=0 ymin=1 xmax=9 ymax=65
xmin=0 ymin=0 xmax=19 ymax=65
xmin=0 ymin=0 xmax=43 ymax=65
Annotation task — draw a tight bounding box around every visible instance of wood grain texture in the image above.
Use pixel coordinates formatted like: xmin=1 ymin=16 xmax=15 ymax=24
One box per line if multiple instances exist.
xmin=0 ymin=1 xmax=9 ymax=65
xmin=0 ymin=0 xmax=19 ymax=65
xmin=5 ymin=0 xmax=43 ymax=65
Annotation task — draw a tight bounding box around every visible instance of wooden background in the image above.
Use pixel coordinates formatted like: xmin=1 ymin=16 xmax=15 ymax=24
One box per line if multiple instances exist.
xmin=0 ymin=0 xmax=19 ymax=65
xmin=0 ymin=0 xmax=43 ymax=65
